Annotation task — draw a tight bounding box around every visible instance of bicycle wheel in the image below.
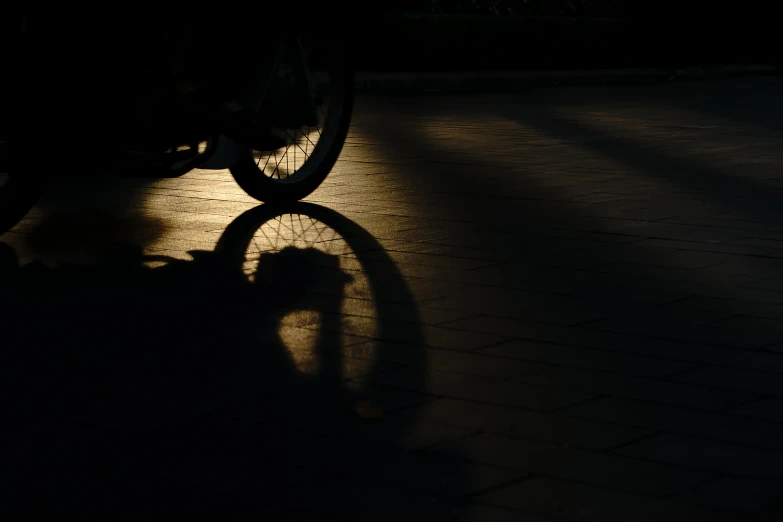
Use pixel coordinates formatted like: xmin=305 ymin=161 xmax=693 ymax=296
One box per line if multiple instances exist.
xmin=229 ymin=29 xmax=354 ymax=203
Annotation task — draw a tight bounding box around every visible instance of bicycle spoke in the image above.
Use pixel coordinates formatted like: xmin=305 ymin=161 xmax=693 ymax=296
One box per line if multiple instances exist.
xmin=247 ymin=36 xmax=336 ymax=183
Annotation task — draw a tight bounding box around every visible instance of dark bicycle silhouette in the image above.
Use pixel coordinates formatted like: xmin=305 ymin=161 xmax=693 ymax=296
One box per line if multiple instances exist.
xmin=0 ymin=6 xmax=353 ymax=235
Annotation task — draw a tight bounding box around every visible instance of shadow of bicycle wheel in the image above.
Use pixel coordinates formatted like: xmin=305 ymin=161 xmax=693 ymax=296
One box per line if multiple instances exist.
xmin=0 ymin=202 xmax=472 ymax=521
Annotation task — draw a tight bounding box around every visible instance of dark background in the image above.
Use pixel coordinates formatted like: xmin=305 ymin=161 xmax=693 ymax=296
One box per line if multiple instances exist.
xmin=1 ymin=2 xmax=776 ymax=74
xmin=356 ymin=0 xmax=777 ymax=71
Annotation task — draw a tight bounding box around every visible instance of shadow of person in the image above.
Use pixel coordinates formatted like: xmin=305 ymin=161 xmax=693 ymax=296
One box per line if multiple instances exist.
xmin=0 ymin=203 xmax=471 ymax=521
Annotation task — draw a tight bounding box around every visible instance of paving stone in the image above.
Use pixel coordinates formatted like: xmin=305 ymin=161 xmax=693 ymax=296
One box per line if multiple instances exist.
xmin=562 ymin=396 xmax=728 ymax=432
xmin=703 ymin=417 xmax=783 ymax=451
xmin=564 ymin=396 xmax=783 ymax=451
xmin=672 ymin=477 xmax=783 ymax=513
xmin=423 ymin=288 xmax=607 ymax=326
xmin=0 ymin=449 xmax=241 ymax=521
xmin=477 ymin=477 xmax=729 ymax=522
xmin=671 ymin=365 xmax=783 ymax=396
xmin=53 ymin=397 xmax=199 ymax=435
xmin=614 ymin=433 xmax=783 ymax=477
xmin=0 ymin=499 xmax=117 ymax=522
xmin=277 ymin=478 xmax=469 ymax=522
xmin=730 ymin=397 xmax=783 ymax=423
xmin=437 ymin=433 xmax=710 ymax=496
xmin=220 ymin=396 xmax=468 ymax=450
xmin=479 ymin=339 xmax=695 ymax=378
xmin=437 ymin=316 xmax=645 ymax=348
xmin=613 ymin=340 xmax=783 ymax=375
xmin=155 ymin=452 xmax=321 ymax=497
xmin=347 ymin=341 xmax=547 ymax=378
xmin=582 ymin=314 xmax=753 ymax=347
xmin=515 ymin=366 xmax=755 ymax=411
xmin=302 ymin=316 xmax=510 ymax=350
xmin=454 ymin=503 xmax=559 ymax=522
xmin=372 ymin=367 xmax=598 ymax=411
xmin=416 ymin=398 xmax=650 ymax=451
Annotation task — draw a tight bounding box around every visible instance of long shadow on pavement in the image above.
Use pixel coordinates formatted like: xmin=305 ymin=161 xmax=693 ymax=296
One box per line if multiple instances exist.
xmin=0 ymin=203 xmax=469 ymax=521
xmin=355 ymin=93 xmax=783 ymax=521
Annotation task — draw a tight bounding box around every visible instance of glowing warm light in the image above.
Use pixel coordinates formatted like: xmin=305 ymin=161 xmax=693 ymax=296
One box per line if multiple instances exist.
xmin=241 ymin=214 xmax=374 ymax=389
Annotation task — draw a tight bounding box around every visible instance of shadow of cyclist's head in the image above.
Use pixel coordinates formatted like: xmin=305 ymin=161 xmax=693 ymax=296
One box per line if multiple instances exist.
xmin=255 ymin=245 xmax=353 ymax=306
xmin=0 ymin=202 xmax=470 ymax=521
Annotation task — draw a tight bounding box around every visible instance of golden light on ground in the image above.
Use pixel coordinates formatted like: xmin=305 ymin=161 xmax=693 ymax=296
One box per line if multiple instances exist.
xmin=277 ymin=313 xmax=322 ymax=374
xmin=407 ymin=108 xmax=780 ymax=324
xmin=240 ymin=213 xmax=375 ymax=390
xmin=7 ymin=173 xmax=382 ymax=392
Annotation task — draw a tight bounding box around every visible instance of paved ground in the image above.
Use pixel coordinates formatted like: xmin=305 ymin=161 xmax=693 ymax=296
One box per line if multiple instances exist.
xmin=3 ymin=77 xmax=783 ymax=521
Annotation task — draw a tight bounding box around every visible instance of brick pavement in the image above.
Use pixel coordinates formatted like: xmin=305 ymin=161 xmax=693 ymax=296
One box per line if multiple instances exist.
xmin=2 ymin=77 xmax=783 ymax=521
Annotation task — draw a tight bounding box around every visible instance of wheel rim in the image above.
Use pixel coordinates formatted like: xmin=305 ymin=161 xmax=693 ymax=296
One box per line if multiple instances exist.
xmin=250 ymin=39 xmax=348 ymax=184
